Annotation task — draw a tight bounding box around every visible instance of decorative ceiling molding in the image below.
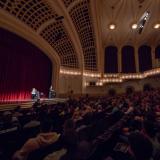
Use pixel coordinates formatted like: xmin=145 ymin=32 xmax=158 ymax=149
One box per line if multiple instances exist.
xmin=0 ymin=9 xmax=60 ymax=66
xmin=36 ymin=18 xmax=56 ymax=34
xmin=0 ymin=0 xmax=160 ymax=72
xmin=0 ymin=0 xmax=80 ymax=69
xmin=90 ymin=0 xmax=103 ymax=73
xmin=62 ymin=0 xmax=76 ymax=8
xmin=48 ymin=0 xmax=84 ymax=70
xmin=0 ymin=9 xmax=61 ymax=90
xmin=0 ymin=0 xmax=57 ymax=31
xmin=66 ymin=0 xmax=98 ymax=71
xmin=40 ymin=21 xmax=79 ymax=68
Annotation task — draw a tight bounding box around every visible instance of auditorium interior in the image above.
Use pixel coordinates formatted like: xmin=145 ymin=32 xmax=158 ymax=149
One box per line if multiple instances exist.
xmin=0 ymin=0 xmax=160 ymax=160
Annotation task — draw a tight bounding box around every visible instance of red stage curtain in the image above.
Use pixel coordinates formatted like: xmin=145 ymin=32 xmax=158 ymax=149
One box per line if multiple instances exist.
xmin=0 ymin=28 xmax=52 ymax=103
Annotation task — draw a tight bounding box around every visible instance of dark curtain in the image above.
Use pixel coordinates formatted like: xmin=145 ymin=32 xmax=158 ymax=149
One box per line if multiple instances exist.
xmin=104 ymin=46 xmax=118 ymax=73
xmin=138 ymin=45 xmax=152 ymax=72
xmin=155 ymin=45 xmax=160 ymax=59
xmin=0 ymin=28 xmax=52 ymax=102
xmin=122 ymin=45 xmax=136 ymax=73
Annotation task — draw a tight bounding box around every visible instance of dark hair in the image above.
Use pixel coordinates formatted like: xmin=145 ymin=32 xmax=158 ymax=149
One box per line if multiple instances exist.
xmin=143 ymin=120 xmax=156 ymax=138
xmin=145 ymin=111 xmax=156 ymax=122
xmin=129 ymin=132 xmax=153 ymax=160
xmin=132 ymin=119 xmax=142 ymax=131
xmin=64 ymin=119 xmax=75 ymax=131
xmin=14 ymin=105 xmax=21 ymax=112
xmin=40 ymin=119 xmax=53 ymax=133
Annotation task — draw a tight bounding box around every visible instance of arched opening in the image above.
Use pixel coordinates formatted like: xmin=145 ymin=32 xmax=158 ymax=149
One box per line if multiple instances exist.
xmin=104 ymin=46 xmax=118 ymax=73
xmin=0 ymin=28 xmax=52 ymax=102
xmin=138 ymin=45 xmax=152 ymax=72
xmin=155 ymin=45 xmax=160 ymax=59
xmin=122 ymin=45 xmax=136 ymax=73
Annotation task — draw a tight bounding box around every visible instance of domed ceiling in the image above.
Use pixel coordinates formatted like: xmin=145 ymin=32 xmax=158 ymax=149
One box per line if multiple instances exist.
xmin=0 ymin=0 xmax=160 ymax=72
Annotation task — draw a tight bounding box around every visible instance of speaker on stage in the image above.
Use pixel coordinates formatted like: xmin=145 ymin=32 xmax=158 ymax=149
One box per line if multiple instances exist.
xmin=31 ymin=88 xmax=37 ymax=99
xmin=49 ymin=86 xmax=56 ymax=99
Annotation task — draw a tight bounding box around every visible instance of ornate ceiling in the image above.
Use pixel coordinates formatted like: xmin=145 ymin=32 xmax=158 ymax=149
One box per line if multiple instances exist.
xmin=0 ymin=0 xmax=160 ymax=72
xmin=100 ymin=0 xmax=160 ymax=47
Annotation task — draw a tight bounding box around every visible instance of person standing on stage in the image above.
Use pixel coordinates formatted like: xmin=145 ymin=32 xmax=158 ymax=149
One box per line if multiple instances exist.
xmin=49 ymin=86 xmax=53 ymax=99
xmin=37 ymin=90 xmax=40 ymax=99
xmin=31 ymin=88 xmax=37 ymax=99
xmin=49 ymin=86 xmax=56 ymax=99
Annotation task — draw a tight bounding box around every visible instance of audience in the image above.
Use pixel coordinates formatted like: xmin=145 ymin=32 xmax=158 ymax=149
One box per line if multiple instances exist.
xmin=2 ymin=111 xmax=20 ymax=130
xmin=128 ymin=132 xmax=153 ymax=160
xmin=0 ymin=88 xmax=160 ymax=160
xmin=12 ymin=120 xmax=60 ymax=160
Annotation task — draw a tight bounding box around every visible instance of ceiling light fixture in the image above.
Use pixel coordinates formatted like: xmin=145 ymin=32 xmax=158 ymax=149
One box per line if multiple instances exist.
xmin=154 ymin=24 xmax=160 ymax=29
xmin=132 ymin=24 xmax=138 ymax=29
xmin=109 ymin=24 xmax=116 ymax=30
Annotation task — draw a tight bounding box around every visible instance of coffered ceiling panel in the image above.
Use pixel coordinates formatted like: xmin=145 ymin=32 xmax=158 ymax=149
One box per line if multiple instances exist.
xmin=63 ymin=0 xmax=98 ymax=71
xmin=0 ymin=0 xmax=79 ymax=68
xmin=0 ymin=0 xmax=160 ymax=71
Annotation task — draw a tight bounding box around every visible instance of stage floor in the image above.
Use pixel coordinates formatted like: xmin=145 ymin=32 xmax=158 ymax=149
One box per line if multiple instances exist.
xmin=0 ymin=98 xmax=68 ymax=111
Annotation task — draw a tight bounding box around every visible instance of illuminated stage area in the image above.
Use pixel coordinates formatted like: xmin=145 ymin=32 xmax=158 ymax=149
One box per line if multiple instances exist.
xmin=0 ymin=98 xmax=68 ymax=111
xmin=0 ymin=28 xmax=53 ymax=104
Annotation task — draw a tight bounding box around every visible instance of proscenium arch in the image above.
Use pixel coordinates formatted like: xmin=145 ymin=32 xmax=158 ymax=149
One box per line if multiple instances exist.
xmin=0 ymin=10 xmax=60 ymax=93
xmin=0 ymin=27 xmax=53 ymax=100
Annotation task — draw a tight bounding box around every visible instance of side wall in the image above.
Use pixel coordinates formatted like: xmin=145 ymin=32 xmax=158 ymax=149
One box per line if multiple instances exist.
xmin=84 ymin=77 xmax=160 ymax=95
xmin=58 ymin=74 xmax=82 ymax=96
xmin=58 ymin=75 xmax=160 ymax=96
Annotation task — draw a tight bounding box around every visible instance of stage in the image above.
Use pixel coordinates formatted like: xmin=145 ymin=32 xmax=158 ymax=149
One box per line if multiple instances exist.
xmin=0 ymin=98 xmax=68 ymax=111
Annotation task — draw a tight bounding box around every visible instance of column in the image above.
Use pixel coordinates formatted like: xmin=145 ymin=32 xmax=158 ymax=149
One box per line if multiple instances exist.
xmin=118 ymin=47 xmax=122 ymax=73
xmin=134 ymin=47 xmax=139 ymax=73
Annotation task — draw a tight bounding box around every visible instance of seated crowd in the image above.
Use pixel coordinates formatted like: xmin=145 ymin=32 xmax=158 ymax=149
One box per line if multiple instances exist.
xmin=0 ymin=89 xmax=160 ymax=160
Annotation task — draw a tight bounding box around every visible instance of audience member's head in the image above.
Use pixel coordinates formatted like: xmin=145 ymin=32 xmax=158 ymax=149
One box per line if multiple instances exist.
xmin=143 ymin=120 xmax=156 ymax=138
xmin=40 ymin=119 xmax=53 ymax=133
xmin=63 ymin=119 xmax=75 ymax=133
xmin=129 ymin=132 xmax=153 ymax=160
xmin=3 ymin=111 xmax=12 ymax=124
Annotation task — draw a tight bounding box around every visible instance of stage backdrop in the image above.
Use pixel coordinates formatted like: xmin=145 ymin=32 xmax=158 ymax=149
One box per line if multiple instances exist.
xmin=0 ymin=28 xmax=52 ymax=102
